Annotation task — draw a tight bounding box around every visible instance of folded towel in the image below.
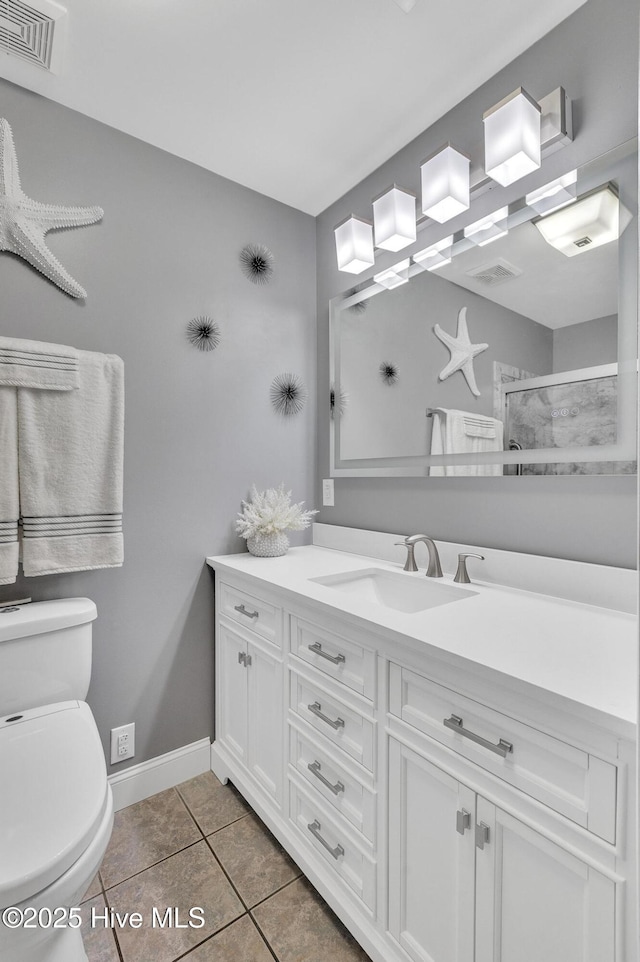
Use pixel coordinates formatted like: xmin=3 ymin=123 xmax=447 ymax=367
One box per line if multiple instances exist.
xmin=0 ymin=387 xmax=19 ymax=584
xmin=430 ymin=408 xmax=504 ymax=477
xmin=0 ymin=336 xmax=78 ymax=391
xmin=17 ymin=350 xmax=124 ymax=577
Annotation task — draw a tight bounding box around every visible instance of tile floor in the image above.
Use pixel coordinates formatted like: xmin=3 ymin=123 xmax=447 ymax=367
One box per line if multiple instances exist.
xmin=81 ymin=771 xmax=372 ymax=962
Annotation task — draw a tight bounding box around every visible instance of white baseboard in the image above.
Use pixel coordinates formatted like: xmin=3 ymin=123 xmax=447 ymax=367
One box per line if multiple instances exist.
xmin=108 ymin=738 xmax=211 ymax=811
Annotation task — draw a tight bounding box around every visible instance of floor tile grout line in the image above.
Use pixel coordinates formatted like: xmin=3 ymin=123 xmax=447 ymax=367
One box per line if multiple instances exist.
xmin=246 ymin=913 xmax=281 ymax=962
xmin=162 ymin=910 xmax=260 ymax=962
xmin=202 ymin=833 xmax=252 ymax=914
xmin=248 ymin=872 xmax=303 ymax=912
xmin=169 ymin=786 xmax=206 ymax=839
xmin=101 ymin=837 xmax=204 ymax=894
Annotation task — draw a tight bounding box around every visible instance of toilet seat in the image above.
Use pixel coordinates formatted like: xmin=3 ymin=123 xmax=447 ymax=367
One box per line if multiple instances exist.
xmin=0 ymin=701 xmax=108 ymax=907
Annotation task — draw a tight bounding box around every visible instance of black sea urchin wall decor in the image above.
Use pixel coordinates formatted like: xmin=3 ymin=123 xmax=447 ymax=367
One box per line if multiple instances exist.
xmin=345 ymin=289 xmax=368 ymax=314
xmin=186 ymin=316 xmax=221 ymax=352
xmin=379 ymin=362 xmax=399 ymax=385
xmin=330 ymin=382 xmax=348 ymax=419
xmin=270 ymin=372 xmax=307 ymax=416
xmin=240 ymin=243 xmax=274 ymax=285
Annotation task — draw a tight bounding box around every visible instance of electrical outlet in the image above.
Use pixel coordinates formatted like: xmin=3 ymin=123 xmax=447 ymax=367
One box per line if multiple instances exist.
xmin=110 ymin=723 xmax=135 ymax=764
xmin=322 ymin=479 xmax=335 ymax=506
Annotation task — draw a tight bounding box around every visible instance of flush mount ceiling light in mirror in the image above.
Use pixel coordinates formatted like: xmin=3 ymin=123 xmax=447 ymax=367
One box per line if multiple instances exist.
xmin=483 ymin=87 xmax=541 ymax=186
xmin=373 ymin=185 xmax=417 ymax=252
xmin=420 ymin=144 xmax=470 ymax=223
xmin=334 ymin=215 xmax=375 ymax=274
xmin=413 ymin=235 xmax=454 ymax=271
xmin=525 ymin=170 xmax=577 ymax=216
xmin=463 ymin=207 xmax=509 ymax=246
xmin=374 ymin=258 xmax=410 ymax=289
xmin=534 ymin=184 xmax=632 ymax=257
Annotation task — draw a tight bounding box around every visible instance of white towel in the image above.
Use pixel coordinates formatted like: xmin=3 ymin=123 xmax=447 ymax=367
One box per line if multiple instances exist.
xmin=0 ymin=336 xmax=78 ymax=391
xmin=17 ymin=350 xmax=124 ymax=577
xmin=0 ymin=387 xmax=19 ymax=584
xmin=429 ymin=408 xmax=504 ymax=477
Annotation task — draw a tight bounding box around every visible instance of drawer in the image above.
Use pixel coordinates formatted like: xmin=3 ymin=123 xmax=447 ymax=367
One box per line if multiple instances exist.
xmin=291 ymin=616 xmax=376 ymax=700
xmin=389 ymin=664 xmax=617 ymax=843
xmin=289 ymin=777 xmax=376 ymax=912
xmin=218 ymin=581 xmax=281 ymax=647
xmin=290 ymin=670 xmax=375 ymax=772
xmin=289 ymin=723 xmax=375 ymax=842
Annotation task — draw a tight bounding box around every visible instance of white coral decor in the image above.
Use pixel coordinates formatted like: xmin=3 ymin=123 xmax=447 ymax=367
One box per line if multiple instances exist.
xmin=236 ymin=484 xmax=317 ymax=557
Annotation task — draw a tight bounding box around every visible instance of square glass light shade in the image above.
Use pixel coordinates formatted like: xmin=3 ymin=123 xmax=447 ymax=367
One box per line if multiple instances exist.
xmin=525 ymin=170 xmax=577 ymax=216
xmin=420 ymin=145 xmax=470 ymax=223
xmin=464 ymin=206 xmax=509 ymax=246
xmin=484 ymin=88 xmax=541 ymax=186
xmin=334 ymin=215 xmax=375 ymax=273
xmin=533 ymin=185 xmax=633 ymax=257
xmin=413 ymin=235 xmax=454 ymax=271
xmin=374 ymin=258 xmax=411 ymax=289
xmin=373 ymin=185 xmax=417 ymax=251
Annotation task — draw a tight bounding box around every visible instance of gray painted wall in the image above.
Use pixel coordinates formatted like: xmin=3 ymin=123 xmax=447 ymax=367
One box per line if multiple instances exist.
xmin=0 ymin=81 xmax=317 ymax=772
xmin=553 ymin=315 xmax=618 ymax=372
xmin=316 ymin=0 xmax=639 ymax=567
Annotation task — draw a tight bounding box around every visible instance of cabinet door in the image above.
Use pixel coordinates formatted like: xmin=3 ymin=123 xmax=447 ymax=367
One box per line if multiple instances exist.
xmin=247 ymin=638 xmax=283 ymax=804
xmin=475 ymin=797 xmax=616 ymax=962
xmin=216 ymin=623 xmax=249 ymax=764
xmin=388 ymin=738 xmax=475 ymax=962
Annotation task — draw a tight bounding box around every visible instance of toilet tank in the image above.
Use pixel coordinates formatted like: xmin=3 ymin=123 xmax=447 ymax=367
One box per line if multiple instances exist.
xmin=0 ymin=599 xmax=97 ymax=716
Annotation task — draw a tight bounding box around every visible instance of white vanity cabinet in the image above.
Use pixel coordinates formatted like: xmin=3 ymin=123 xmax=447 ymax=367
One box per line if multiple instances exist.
xmin=208 ymin=553 xmax=636 ymax=962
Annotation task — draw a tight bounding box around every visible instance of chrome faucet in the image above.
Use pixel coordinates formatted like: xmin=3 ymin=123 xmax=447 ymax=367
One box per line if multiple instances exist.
xmin=395 ymin=534 xmax=443 ymax=578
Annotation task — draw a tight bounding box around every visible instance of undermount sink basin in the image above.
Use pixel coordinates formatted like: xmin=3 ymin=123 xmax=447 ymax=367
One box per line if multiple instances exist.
xmin=310 ymin=567 xmax=477 ymax=614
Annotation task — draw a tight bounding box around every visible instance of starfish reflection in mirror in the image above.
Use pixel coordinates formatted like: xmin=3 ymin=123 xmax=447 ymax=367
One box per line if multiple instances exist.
xmin=433 ymin=306 xmax=488 ymax=397
xmin=0 ymin=119 xmax=103 ymax=298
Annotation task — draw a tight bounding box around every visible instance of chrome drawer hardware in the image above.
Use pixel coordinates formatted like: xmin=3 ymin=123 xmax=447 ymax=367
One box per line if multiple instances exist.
xmin=237 ymin=651 xmax=252 ymax=667
xmin=308 ymin=701 xmax=345 ymax=730
xmin=234 ymin=604 xmax=259 ymax=619
xmin=456 ymin=808 xmax=471 ymax=835
xmin=307 ymin=819 xmax=345 ymax=859
xmin=444 ymin=714 xmax=513 ymax=758
xmin=308 ymin=642 xmax=346 ymax=665
xmin=475 ymin=822 xmax=490 ymax=850
xmin=308 ymin=760 xmax=345 ymax=795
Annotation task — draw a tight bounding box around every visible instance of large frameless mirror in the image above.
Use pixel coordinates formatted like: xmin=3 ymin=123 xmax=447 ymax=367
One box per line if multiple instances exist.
xmin=329 ymin=141 xmax=638 ymax=477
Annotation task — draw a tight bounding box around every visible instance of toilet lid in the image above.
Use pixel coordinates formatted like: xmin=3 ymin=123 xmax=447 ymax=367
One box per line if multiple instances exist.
xmin=0 ymin=701 xmax=108 ymax=906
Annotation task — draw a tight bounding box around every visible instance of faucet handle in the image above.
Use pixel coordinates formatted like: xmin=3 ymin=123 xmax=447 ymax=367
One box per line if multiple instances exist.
xmin=454 ymin=553 xmax=484 ymax=584
xmin=395 ymin=540 xmax=418 ymax=572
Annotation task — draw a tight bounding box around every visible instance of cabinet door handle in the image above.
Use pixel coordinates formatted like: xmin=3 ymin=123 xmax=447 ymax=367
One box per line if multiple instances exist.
xmin=237 ymin=651 xmax=251 ymax=667
xmin=308 ymin=760 xmax=345 ymax=795
xmin=308 ymin=642 xmax=346 ymax=665
xmin=443 ymin=714 xmax=513 ymax=758
xmin=234 ymin=604 xmax=259 ymax=620
xmin=307 ymin=819 xmax=344 ymax=859
xmin=456 ymin=808 xmax=471 ymax=835
xmin=475 ymin=821 xmax=490 ymax=850
xmin=308 ymin=701 xmax=345 ymax=730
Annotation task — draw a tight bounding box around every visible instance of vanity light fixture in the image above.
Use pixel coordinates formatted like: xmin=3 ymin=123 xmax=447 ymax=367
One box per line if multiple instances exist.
xmin=413 ymin=235 xmax=454 ymax=271
xmin=463 ymin=206 xmax=509 ymax=246
xmin=420 ymin=144 xmax=470 ymax=223
xmin=373 ymin=185 xmax=417 ymax=252
xmin=334 ymin=215 xmax=375 ymax=274
xmin=374 ymin=258 xmax=411 ymax=289
xmin=525 ymin=170 xmax=578 ymax=216
xmin=533 ymin=183 xmax=632 ymax=257
xmin=483 ymin=87 xmax=541 ymax=186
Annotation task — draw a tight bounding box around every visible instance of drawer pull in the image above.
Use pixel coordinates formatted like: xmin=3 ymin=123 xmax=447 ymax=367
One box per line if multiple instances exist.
xmin=444 ymin=714 xmax=513 ymax=758
xmin=234 ymin=604 xmax=259 ymax=620
xmin=476 ymin=821 xmax=490 ymax=850
xmin=308 ymin=642 xmax=346 ymax=665
xmin=307 ymin=819 xmax=344 ymax=859
xmin=308 ymin=760 xmax=345 ymax=795
xmin=456 ymin=808 xmax=471 ymax=835
xmin=308 ymin=701 xmax=345 ymax=730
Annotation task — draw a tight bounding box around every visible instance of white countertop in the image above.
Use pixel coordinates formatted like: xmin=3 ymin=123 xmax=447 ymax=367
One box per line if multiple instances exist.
xmin=206 ymin=545 xmax=638 ymax=735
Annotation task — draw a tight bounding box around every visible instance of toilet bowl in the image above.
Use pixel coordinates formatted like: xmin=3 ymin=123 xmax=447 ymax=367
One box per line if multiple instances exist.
xmin=0 ymin=601 xmax=114 ymax=962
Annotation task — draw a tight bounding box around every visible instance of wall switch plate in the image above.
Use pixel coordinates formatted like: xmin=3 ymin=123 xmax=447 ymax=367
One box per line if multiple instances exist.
xmin=322 ymin=479 xmax=335 ymax=506
xmin=110 ymin=723 xmax=135 ymax=764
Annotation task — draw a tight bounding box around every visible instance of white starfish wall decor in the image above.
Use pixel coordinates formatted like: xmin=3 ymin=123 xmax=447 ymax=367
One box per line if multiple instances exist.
xmin=433 ymin=306 xmax=489 ymax=397
xmin=0 ymin=118 xmax=103 ymax=298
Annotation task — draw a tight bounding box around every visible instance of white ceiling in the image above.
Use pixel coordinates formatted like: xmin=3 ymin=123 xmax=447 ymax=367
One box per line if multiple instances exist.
xmin=0 ymin=0 xmax=588 ymax=215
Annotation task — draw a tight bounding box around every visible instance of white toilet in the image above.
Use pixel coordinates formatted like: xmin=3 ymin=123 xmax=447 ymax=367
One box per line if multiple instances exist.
xmin=0 ymin=599 xmax=114 ymax=962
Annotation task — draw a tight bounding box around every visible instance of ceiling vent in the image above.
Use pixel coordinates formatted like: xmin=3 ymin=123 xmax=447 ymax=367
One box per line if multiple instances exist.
xmin=466 ymin=258 xmax=523 ymax=287
xmin=0 ymin=0 xmax=67 ymax=73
